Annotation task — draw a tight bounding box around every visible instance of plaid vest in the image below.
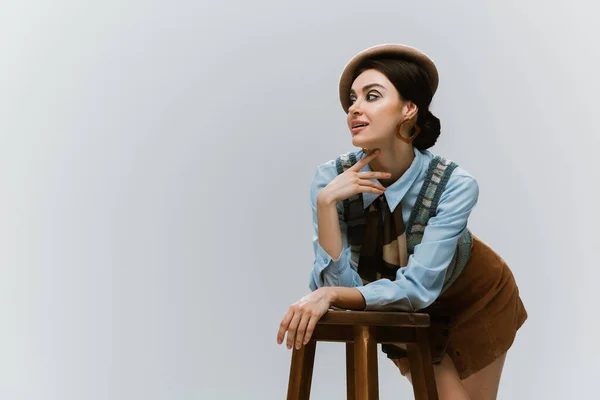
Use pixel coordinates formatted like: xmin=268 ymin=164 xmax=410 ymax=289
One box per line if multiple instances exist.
xmin=335 ymin=152 xmax=473 ymax=294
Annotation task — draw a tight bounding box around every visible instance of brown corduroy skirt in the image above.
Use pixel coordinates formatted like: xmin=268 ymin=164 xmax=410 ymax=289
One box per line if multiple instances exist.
xmin=383 ymin=234 xmax=528 ymax=380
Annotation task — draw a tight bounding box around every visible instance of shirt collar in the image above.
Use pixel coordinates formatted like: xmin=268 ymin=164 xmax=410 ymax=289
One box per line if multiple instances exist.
xmin=359 ymin=146 xmax=424 ymax=213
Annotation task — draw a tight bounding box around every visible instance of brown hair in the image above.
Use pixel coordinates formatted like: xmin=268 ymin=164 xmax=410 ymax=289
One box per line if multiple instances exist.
xmin=352 ymin=57 xmax=441 ymax=150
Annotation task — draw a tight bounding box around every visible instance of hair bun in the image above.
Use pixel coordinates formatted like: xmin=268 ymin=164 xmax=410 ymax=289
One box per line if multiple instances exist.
xmin=413 ymin=109 xmax=441 ymax=150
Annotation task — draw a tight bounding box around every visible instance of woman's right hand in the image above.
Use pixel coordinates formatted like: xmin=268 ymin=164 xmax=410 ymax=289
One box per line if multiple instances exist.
xmin=318 ymin=149 xmax=391 ymax=204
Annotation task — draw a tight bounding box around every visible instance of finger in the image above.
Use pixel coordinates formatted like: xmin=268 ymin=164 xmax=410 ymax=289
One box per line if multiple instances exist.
xmin=349 ymin=149 xmax=379 ymax=171
xmin=359 ymin=186 xmax=386 ymax=195
xmin=294 ymin=313 xmax=311 ymax=350
xmin=351 ymin=149 xmax=379 ymax=170
xmin=357 ymin=171 xmax=392 ymax=180
xmin=357 ymin=181 xmax=387 ymax=194
xmin=303 ymin=315 xmax=320 ymax=345
xmin=357 ymin=179 xmax=387 ymax=192
xmin=277 ymin=309 xmax=294 ymax=344
xmin=286 ymin=312 xmax=302 ymax=349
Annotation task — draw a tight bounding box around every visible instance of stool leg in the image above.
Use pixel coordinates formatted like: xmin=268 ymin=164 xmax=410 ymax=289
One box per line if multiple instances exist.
xmin=345 ymin=343 xmax=355 ymax=400
xmin=407 ymin=328 xmax=439 ymax=400
xmin=286 ymin=340 xmax=316 ymax=400
xmin=353 ymin=326 xmax=378 ymax=400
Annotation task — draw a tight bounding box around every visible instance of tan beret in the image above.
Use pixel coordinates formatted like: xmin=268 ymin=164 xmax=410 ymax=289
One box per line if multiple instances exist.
xmin=338 ymin=43 xmax=439 ymax=113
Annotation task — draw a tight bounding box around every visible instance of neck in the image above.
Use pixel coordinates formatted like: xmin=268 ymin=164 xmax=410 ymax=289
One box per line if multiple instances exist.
xmin=368 ymin=145 xmax=415 ymax=187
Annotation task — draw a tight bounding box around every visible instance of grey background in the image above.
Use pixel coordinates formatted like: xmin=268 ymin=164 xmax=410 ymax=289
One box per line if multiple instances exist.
xmin=1 ymin=0 xmax=598 ymax=398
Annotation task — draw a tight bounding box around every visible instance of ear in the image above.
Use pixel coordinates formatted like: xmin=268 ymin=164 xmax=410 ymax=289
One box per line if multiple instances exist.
xmin=404 ymin=101 xmax=419 ymax=121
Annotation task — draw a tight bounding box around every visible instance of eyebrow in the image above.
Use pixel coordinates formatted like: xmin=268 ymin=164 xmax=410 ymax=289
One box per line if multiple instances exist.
xmin=350 ymin=83 xmax=387 ymax=94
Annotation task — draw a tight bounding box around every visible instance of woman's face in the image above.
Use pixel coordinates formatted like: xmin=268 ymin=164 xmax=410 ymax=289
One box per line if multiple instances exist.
xmin=347 ymin=69 xmax=412 ymax=149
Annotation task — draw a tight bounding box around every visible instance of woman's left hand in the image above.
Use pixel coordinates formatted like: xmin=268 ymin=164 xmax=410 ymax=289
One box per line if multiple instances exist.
xmin=277 ymin=287 xmax=332 ymax=350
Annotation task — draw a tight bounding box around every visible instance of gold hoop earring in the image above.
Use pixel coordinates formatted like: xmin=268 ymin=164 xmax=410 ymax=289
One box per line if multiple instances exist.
xmin=396 ymin=120 xmax=421 ymax=144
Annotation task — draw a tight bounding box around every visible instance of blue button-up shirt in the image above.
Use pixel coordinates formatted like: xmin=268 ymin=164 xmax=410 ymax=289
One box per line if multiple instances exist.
xmin=308 ymin=146 xmax=479 ymax=311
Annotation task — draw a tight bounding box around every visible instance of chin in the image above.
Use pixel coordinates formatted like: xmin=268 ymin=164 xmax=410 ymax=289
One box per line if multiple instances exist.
xmin=351 ymin=137 xmax=374 ymax=150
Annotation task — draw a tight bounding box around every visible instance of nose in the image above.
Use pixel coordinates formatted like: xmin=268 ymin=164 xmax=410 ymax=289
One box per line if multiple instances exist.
xmin=348 ymin=99 xmax=362 ymax=115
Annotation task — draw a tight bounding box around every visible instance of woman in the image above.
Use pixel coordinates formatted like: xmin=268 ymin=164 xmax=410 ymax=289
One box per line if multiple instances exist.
xmin=276 ymin=44 xmax=527 ymax=399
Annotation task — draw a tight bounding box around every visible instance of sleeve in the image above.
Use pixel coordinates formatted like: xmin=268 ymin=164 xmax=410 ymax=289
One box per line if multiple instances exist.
xmin=356 ymin=173 xmax=479 ymax=311
xmin=308 ymin=164 xmax=364 ymax=291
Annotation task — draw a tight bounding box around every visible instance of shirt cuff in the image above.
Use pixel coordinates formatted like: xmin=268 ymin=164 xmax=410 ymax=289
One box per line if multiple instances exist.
xmin=355 ymin=279 xmax=416 ymax=311
xmin=314 ymin=242 xmax=351 ymax=275
xmin=309 ymin=244 xmax=353 ymax=291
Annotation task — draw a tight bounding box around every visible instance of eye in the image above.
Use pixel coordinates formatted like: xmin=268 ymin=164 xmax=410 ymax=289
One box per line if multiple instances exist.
xmin=349 ymin=91 xmax=380 ymax=105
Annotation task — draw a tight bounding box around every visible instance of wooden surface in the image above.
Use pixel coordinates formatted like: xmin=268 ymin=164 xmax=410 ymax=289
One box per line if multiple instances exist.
xmin=407 ymin=328 xmax=439 ymax=400
xmin=286 ymin=340 xmax=316 ymax=400
xmin=285 ymin=310 xmax=439 ymax=399
xmin=311 ymin=324 xmax=416 ymax=344
xmin=345 ymin=343 xmax=355 ymax=400
xmin=318 ymin=309 xmax=430 ymax=327
xmin=353 ymin=325 xmax=379 ymax=400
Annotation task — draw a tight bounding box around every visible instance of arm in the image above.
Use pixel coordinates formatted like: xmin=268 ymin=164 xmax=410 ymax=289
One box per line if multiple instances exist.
xmin=278 ymin=156 xmax=393 ymax=350
xmin=356 ymin=174 xmax=479 ymax=311
xmin=307 ymin=165 xmax=363 ymax=291
xmin=277 ymin=166 xmax=369 ymax=350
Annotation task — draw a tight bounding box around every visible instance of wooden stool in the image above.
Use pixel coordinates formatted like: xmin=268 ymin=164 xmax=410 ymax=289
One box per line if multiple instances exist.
xmin=286 ymin=309 xmax=438 ymax=400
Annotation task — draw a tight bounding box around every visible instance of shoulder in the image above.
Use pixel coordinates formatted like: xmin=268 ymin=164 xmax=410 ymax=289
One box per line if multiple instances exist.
xmin=419 ymin=149 xmax=477 ymax=182
xmin=420 ymin=149 xmax=479 ymax=202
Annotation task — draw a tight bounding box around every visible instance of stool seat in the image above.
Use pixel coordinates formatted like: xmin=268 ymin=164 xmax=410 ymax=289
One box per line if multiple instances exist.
xmin=286 ymin=309 xmax=439 ymax=400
